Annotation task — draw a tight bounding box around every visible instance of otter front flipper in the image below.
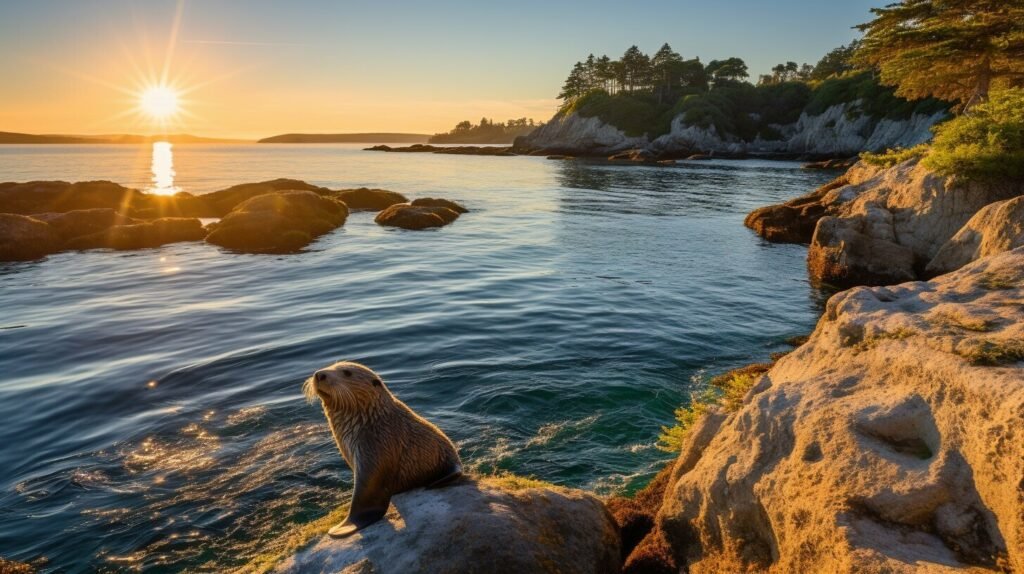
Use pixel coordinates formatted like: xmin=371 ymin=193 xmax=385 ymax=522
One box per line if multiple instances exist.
xmin=329 ymin=475 xmax=390 ymax=539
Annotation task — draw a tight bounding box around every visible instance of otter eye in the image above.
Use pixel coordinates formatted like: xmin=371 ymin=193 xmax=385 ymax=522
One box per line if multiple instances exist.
xmin=342 ymin=369 xmax=352 ymax=377
xmin=372 ymin=378 xmax=382 ymax=387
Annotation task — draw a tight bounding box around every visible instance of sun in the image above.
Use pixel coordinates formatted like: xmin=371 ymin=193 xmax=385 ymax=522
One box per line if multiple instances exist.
xmin=139 ymin=85 xmax=180 ymax=120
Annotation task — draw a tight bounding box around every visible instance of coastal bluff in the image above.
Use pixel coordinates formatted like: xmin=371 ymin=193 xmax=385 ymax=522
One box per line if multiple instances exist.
xmin=653 ymin=247 xmax=1024 ymax=573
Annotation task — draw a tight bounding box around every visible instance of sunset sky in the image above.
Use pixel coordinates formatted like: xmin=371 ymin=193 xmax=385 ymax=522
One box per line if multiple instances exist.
xmin=0 ymin=0 xmax=881 ymax=139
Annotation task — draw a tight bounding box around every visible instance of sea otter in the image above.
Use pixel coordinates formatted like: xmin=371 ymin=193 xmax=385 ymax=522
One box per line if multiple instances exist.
xmin=304 ymin=361 xmax=463 ymax=538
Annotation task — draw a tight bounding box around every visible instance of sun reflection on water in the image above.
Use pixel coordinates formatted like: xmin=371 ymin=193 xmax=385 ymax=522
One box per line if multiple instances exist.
xmin=148 ymin=141 xmax=180 ymax=195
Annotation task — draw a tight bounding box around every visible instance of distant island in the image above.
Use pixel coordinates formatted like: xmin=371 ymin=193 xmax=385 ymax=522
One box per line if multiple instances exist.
xmin=0 ymin=131 xmax=249 ymax=144
xmin=258 ymin=133 xmax=430 ymax=144
xmin=428 ymin=118 xmax=542 ymax=144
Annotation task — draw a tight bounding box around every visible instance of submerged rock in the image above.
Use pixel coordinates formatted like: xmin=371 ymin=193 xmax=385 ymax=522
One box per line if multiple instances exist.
xmin=206 ymin=191 xmax=348 ymax=253
xmin=375 ymin=203 xmax=460 ymax=230
xmin=927 ymin=196 xmax=1024 ymax=276
xmin=274 ymin=476 xmax=621 ymax=574
xmin=331 ymin=188 xmax=408 ymax=211
xmin=64 ymin=218 xmax=206 ymax=251
xmin=0 ymin=214 xmax=59 ymax=261
xmin=410 ymin=197 xmax=468 ymax=214
xmin=657 ymin=248 xmax=1024 ymax=573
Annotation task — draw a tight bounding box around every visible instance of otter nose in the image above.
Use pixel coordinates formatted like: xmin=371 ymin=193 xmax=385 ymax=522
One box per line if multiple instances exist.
xmin=315 ymin=371 xmax=327 ymax=383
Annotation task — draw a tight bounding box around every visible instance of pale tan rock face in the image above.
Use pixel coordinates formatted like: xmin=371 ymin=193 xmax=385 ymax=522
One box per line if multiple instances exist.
xmin=659 ymin=247 xmax=1024 ymax=573
xmin=275 ymin=476 xmax=622 ymax=574
xmin=928 ymin=196 xmax=1024 ymax=276
xmin=807 ymin=159 xmax=1024 ymax=286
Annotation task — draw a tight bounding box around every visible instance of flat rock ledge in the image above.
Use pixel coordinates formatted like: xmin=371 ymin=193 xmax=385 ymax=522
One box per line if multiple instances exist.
xmin=273 ymin=476 xmax=621 ymax=574
xmin=657 ymin=247 xmax=1024 ymax=573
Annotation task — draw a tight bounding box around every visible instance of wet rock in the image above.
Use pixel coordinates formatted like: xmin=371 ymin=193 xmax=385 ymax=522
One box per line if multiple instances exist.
xmin=0 ymin=180 xmax=146 ymax=216
xmin=199 ymin=179 xmax=331 ymax=217
xmin=927 ymin=196 xmax=1024 ymax=276
xmin=274 ymin=476 xmax=621 ymax=574
xmin=0 ymin=214 xmax=60 ymax=261
xmin=609 ymin=149 xmax=657 ymax=162
xmin=410 ymin=197 xmax=468 ymax=214
xmin=206 ymin=191 xmax=348 ymax=253
xmin=803 ymin=157 xmax=858 ymax=170
xmin=374 ymin=203 xmax=460 ymax=230
xmin=658 ymin=248 xmax=1024 ymax=573
xmin=64 ymin=218 xmax=206 ymax=251
xmin=31 ymin=209 xmax=135 ymax=241
xmin=684 ymin=154 xmax=712 ymax=161
xmin=365 ymin=144 xmax=516 ymax=156
xmin=744 ymin=173 xmax=853 ymax=244
xmin=331 ymin=188 xmax=408 ymax=211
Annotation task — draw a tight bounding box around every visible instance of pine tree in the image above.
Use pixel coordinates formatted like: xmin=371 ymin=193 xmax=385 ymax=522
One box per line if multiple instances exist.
xmin=855 ymin=0 xmax=1024 ymax=110
xmin=651 ymin=43 xmax=685 ymax=103
xmin=558 ymin=62 xmax=589 ymax=101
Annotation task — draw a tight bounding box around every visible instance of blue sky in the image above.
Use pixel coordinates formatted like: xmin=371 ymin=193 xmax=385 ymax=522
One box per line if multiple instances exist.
xmin=0 ymin=0 xmax=884 ymax=136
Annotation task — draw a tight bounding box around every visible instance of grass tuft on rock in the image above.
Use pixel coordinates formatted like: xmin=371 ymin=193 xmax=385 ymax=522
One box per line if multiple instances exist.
xmin=657 ymin=370 xmax=761 ymax=452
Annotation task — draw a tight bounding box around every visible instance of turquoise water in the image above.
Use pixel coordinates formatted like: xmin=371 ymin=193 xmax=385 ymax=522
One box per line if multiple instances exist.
xmin=0 ymin=144 xmax=833 ymax=571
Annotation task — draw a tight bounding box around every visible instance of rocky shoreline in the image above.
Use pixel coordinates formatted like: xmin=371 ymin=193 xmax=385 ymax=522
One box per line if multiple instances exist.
xmin=0 ymin=180 xmax=468 ymax=261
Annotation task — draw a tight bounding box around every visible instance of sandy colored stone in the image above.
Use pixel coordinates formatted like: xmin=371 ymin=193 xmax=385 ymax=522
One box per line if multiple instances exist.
xmin=275 ymin=476 xmax=621 ymax=574
xmin=658 ymin=247 xmax=1024 ymax=573
xmin=928 ymin=196 xmax=1024 ymax=276
xmin=205 ymin=190 xmax=348 ymax=253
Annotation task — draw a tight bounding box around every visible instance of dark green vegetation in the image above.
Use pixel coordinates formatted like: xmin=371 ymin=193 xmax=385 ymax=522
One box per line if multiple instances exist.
xmin=428 ymin=118 xmax=541 ymax=144
xmin=258 ymin=133 xmax=429 ymax=144
xmin=555 ymin=42 xmax=947 ymax=139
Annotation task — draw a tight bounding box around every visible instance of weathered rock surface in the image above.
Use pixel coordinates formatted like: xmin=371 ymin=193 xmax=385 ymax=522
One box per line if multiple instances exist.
xmin=518 ymin=103 xmax=946 ymax=158
xmin=744 ymin=171 xmax=858 ymax=243
xmin=410 ymin=197 xmax=468 ymax=214
xmin=331 ymin=188 xmax=408 ymax=210
xmin=205 ymin=191 xmax=348 ymax=253
xmin=193 ymin=178 xmax=330 ymax=216
xmin=928 ymin=196 xmax=1024 ymax=276
xmin=274 ymin=476 xmax=621 ymax=574
xmin=806 ymin=159 xmax=1024 ymax=286
xmin=63 ymin=218 xmax=206 ymax=251
xmin=658 ymin=247 xmax=1024 ymax=573
xmin=375 ymin=203 xmax=460 ymax=230
xmin=0 ymin=214 xmax=60 ymax=261
xmin=514 ymin=113 xmax=648 ymax=156
xmin=31 ymin=209 xmax=134 ymax=240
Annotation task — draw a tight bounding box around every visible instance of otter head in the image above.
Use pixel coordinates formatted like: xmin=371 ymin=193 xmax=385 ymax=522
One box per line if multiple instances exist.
xmin=303 ymin=361 xmax=391 ymax=414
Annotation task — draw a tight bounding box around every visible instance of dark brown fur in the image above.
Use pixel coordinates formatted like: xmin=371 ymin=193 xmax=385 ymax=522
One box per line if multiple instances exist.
xmin=304 ymin=361 xmax=462 ymax=537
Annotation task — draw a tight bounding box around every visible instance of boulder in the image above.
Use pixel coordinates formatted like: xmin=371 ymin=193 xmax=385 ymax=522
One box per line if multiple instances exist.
xmin=332 ymin=188 xmax=408 ymax=211
xmin=410 ymin=197 xmax=468 ymax=214
xmin=31 ymin=209 xmax=135 ymax=240
xmin=375 ymin=203 xmax=460 ymax=230
xmin=0 ymin=214 xmax=60 ymax=261
xmin=658 ymin=247 xmax=1024 ymax=573
xmin=793 ymin=158 xmax=1021 ymax=286
xmin=205 ymin=191 xmax=348 ymax=253
xmin=199 ymin=179 xmax=331 ymax=216
xmin=274 ymin=476 xmax=621 ymax=574
xmin=927 ymin=196 xmax=1024 ymax=276
xmin=63 ymin=218 xmax=205 ymax=251
xmin=744 ymin=172 xmax=854 ymax=243
xmin=0 ymin=180 xmax=147 ymax=215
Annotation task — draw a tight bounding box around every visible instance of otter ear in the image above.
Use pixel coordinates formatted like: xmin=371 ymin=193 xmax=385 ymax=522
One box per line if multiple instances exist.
xmin=372 ymin=378 xmax=382 ymax=387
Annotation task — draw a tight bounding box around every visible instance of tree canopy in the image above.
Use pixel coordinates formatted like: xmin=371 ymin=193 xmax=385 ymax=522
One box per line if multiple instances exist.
xmin=855 ymin=0 xmax=1024 ymax=110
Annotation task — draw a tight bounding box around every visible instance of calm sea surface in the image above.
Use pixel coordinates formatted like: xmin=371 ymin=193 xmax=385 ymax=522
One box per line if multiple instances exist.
xmin=0 ymin=143 xmax=834 ymax=572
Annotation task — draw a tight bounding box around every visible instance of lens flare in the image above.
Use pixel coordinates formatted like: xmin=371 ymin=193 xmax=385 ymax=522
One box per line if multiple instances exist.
xmin=139 ymin=85 xmax=180 ymax=120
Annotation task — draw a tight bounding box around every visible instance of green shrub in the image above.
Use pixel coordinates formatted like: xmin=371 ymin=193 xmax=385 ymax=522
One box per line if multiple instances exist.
xmin=860 ymin=144 xmax=928 ymax=167
xmin=563 ymin=90 xmax=672 ymax=137
xmin=805 ymin=71 xmax=948 ymax=120
xmin=924 ymin=89 xmax=1024 ymax=181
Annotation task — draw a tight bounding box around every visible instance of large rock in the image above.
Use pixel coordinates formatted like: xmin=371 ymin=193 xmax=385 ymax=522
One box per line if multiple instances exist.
xmin=657 ymin=248 xmax=1024 ymax=573
xmin=375 ymin=203 xmax=460 ymax=230
xmin=198 ymin=179 xmax=330 ymax=217
xmin=927 ymin=196 xmax=1024 ymax=276
xmin=331 ymin=188 xmax=408 ymax=211
xmin=205 ymin=190 xmax=348 ymax=253
xmin=804 ymin=158 xmax=1024 ymax=286
xmin=514 ymin=113 xmax=648 ymax=156
xmin=0 ymin=214 xmax=60 ymax=261
xmin=31 ymin=209 xmax=134 ymax=240
xmin=274 ymin=476 xmax=621 ymax=574
xmin=744 ymin=172 xmax=858 ymax=243
xmin=410 ymin=197 xmax=468 ymax=214
xmin=63 ymin=218 xmax=206 ymax=251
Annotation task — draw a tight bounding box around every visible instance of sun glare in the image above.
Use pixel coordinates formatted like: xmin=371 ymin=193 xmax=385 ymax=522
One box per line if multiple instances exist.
xmin=139 ymin=85 xmax=180 ymax=120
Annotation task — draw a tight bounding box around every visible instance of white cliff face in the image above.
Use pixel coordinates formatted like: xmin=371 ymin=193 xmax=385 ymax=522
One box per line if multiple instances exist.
xmin=517 ymin=112 xmax=646 ymax=155
xmin=526 ymin=102 xmax=946 ymax=157
xmin=658 ymin=247 xmax=1024 ymax=573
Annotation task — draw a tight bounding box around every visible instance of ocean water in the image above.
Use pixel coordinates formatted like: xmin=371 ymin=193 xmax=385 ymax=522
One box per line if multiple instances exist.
xmin=0 ymin=143 xmax=834 ymax=572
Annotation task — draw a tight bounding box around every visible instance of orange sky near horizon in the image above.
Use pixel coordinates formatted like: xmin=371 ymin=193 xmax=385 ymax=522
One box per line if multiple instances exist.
xmin=0 ymin=0 xmax=877 ymax=139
